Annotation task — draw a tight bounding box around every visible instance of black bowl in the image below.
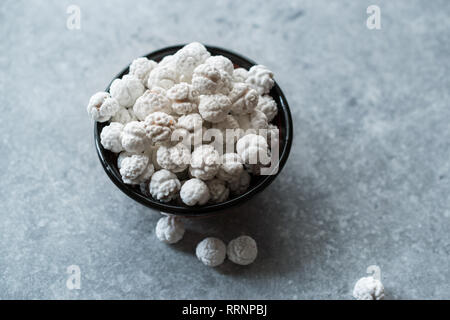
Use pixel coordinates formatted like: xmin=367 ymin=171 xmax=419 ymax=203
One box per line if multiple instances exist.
xmin=94 ymin=45 xmax=293 ymax=216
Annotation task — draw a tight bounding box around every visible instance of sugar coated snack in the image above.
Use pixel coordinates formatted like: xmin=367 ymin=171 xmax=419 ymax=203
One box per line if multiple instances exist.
xmin=88 ymin=43 xmax=280 ymax=206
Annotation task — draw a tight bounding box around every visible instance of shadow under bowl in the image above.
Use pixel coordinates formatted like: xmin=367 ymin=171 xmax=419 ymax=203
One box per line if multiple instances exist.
xmin=94 ymin=45 xmax=293 ymax=217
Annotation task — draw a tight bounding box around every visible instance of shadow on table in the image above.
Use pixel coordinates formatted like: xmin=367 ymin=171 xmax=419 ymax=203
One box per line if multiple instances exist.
xmin=169 ymin=173 xmax=338 ymax=279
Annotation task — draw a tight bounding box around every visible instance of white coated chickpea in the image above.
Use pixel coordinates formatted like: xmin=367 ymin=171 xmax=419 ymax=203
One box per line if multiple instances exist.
xmin=155 ymin=216 xmax=185 ymax=244
xmin=227 ymin=236 xmax=258 ymax=266
xmin=110 ymin=75 xmax=145 ymax=108
xmin=87 ymin=92 xmax=120 ymax=123
xmin=196 ymin=237 xmax=227 ymax=267
xmin=180 ymin=178 xmax=210 ymax=206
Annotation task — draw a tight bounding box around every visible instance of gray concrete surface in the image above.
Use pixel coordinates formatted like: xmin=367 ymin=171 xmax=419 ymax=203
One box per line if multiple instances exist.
xmin=1 ymin=0 xmax=449 ymax=299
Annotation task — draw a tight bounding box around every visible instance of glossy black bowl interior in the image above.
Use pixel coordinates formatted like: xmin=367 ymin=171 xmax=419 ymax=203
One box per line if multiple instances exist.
xmin=94 ymin=45 xmax=293 ymax=216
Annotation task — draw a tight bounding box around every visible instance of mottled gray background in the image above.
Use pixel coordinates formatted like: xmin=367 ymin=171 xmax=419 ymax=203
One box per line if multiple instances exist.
xmin=1 ymin=0 xmax=449 ymax=300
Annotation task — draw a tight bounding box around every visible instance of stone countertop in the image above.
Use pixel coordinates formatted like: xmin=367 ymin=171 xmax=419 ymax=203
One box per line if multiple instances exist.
xmin=0 ymin=0 xmax=449 ymax=299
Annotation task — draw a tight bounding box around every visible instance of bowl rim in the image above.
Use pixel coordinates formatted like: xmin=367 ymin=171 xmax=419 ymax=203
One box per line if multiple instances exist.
xmin=94 ymin=44 xmax=293 ymax=216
